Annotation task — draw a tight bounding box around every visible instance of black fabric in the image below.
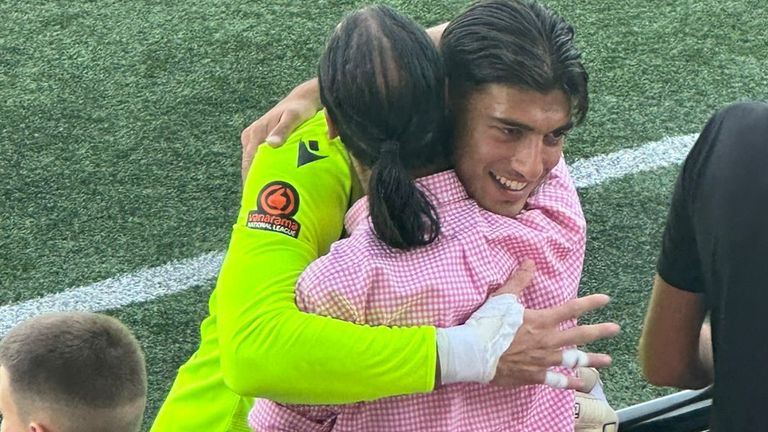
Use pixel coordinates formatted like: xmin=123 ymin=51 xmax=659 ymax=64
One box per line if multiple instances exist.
xmin=657 ymin=102 xmax=768 ymax=431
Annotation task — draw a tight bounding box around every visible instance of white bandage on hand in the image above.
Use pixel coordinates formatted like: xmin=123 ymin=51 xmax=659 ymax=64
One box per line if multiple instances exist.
xmin=561 ymin=349 xmax=589 ymax=369
xmin=542 ymin=349 xmax=589 ymax=389
xmin=544 ymin=371 xmax=569 ymax=389
xmin=436 ymin=294 xmax=524 ymax=385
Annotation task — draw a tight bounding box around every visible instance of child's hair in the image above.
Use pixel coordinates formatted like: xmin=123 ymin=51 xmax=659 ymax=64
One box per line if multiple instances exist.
xmin=0 ymin=312 xmax=147 ymax=432
xmin=318 ymin=5 xmax=449 ymax=250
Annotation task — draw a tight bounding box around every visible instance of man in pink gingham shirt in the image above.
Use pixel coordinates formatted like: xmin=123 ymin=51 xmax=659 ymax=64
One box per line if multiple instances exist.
xmin=250 ymin=155 xmax=585 ymax=431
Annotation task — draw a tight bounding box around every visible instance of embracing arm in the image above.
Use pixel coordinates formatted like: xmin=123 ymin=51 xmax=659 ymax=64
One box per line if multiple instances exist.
xmin=639 ymin=274 xmax=713 ymax=389
xmin=220 ymin=118 xmax=436 ymax=403
xmin=217 ymin=237 xmax=437 ymax=403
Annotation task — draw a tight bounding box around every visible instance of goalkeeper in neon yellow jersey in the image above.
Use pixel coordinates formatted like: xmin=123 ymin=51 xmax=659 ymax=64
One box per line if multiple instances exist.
xmin=151 ymin=112 xmax=442 ymax=432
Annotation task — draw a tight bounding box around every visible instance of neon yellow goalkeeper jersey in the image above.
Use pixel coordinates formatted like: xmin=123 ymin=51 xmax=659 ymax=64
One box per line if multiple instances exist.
xmin=150 ymin=112 xmax=436 ymax=432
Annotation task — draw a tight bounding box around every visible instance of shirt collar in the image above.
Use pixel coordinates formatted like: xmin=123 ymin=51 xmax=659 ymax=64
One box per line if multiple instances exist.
xmin=345 ymin=170 xmax=468 ymax=233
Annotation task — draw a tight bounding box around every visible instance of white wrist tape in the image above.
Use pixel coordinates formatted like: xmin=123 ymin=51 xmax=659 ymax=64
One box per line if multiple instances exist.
xmin=436 ymin=294 xmax=524 ymax=385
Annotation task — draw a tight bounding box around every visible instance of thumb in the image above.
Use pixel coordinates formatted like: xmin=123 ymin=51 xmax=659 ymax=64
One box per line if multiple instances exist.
xmin=492 ymin=259 xmax=535 ymax=297
xmin=266 ymin=111 xmax=301 ymax=147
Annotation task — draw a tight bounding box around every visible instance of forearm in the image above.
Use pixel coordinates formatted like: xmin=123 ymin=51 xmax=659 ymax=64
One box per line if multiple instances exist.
xmin=222 ymin=316 xmax=436 ymax=403
xmin=655 ymin=323 xmax=713 ymax=389
xmin=217 ymin=237 xmax=437 ymax=402
xmin=640 ymin=275 xmax=711 ymax=389
xmin=289 ymin=78 xmax=321 ymax=111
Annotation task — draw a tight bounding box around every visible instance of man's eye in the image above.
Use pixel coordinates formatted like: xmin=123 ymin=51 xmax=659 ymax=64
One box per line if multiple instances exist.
xmin=499 ymin=127 xmax=523 ymax=139
xmin=544 ymin=131 xmax=568 ymax=146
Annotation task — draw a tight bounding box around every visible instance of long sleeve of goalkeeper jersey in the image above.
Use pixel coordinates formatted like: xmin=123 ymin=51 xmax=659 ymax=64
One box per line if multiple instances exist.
xmin=217 ymin=113 xmax=436 ymax=404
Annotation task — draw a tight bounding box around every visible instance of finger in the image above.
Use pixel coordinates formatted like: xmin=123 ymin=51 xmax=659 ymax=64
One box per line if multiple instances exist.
xmin=240 ymin=123 xmax=256 ymax=149
xmin=266 ymin=110 xmax=300 ymax=147
xmin=551 ymin=322 xmax=621 ymax=348
xmin=242 ymin=127 xmax=267 ymax=182
xmin=545 ymin=294 xmax=611 ymax=324
xmin=544 ymin=371 xmax=569 ymax=389
xmin=538 ymin=352 xmax=613 ymax=370
xmin=242 ymin=119 xmax=269 ymax=148
xmin=560 ymin=349 xmax=590 ymax=368
xmin=521 ymin=370 xmax=589 ymax=390
xmin=241 ymin=148 xmax=256 ymax=183
xmin=566 ymin=375 xmax=587 ymax=390
xmin=240 ymin=125 xmax=251 ymax=149
xmin=492 ymin=259 xmax=535 ymax=297
xmin=585 ymin=353 xmax=613 ymax=369
xmin=535 ymin=349 xmax=574 ymax=368
xmin=241 ymin=122 xmax=269 ymax=182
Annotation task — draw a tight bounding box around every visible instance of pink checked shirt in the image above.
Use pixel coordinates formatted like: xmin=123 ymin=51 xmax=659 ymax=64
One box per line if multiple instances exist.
xmin=250 ymin=157 xmax=586 ymax=432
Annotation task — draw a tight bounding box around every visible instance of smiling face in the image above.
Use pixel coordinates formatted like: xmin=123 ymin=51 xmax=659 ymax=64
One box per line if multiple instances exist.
xmin=452 ymin=84 xmax=572 ymax=218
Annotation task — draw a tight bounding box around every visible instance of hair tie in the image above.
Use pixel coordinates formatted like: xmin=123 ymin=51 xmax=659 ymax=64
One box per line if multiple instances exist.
xmin=380 ymin=140 xmax=399 ymax=156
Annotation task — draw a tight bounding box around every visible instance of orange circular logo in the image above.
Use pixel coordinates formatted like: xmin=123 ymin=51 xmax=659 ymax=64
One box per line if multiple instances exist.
xmin=257 ymin=181 xmax=299 ymax=217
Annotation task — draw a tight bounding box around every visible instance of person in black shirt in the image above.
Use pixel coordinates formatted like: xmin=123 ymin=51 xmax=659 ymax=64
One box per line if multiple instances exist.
xmin=639 ymin=101 xmax=768 ymax=431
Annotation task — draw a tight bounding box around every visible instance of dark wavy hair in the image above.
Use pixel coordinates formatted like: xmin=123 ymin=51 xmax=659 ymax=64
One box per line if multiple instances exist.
xmin=442 ymin=0 xmax=589 ymax=124
xmin=319 ymin=5 xmax=449 ymax=249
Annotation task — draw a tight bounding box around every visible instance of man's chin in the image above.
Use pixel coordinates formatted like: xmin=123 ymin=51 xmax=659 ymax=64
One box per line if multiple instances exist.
xmin=476 ymin=199 xmax=525 ymax=219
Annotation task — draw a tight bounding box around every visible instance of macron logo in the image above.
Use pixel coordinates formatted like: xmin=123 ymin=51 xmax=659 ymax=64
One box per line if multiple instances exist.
xmin=297 ymin=139 xmax=328 ymax=168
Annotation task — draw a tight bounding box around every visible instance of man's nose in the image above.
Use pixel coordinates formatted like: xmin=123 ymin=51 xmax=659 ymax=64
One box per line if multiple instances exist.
xmin=509 ymin=138 xmax=544 ymax=181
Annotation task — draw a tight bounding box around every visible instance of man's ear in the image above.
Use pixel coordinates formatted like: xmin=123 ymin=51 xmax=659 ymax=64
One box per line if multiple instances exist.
xmin=29 ymin=422 xmax=50 ymax=432
xmin=323 ymin=109 xmax=339 ymax=139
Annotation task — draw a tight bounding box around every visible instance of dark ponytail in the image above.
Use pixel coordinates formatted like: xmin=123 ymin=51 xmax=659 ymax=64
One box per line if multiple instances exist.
xmin=368 ymin=140 xmax=440 ymax=249
xmin=318 ymin=5 xmax=449 ymax=250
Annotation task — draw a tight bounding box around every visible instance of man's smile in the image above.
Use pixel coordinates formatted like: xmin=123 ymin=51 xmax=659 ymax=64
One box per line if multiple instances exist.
xmin=491 ymin=172 xmax=528 ymax=192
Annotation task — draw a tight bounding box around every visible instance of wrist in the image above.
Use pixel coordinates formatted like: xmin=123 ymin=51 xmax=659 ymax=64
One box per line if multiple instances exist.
xmin=436 ymin=294 xmax=524 ymax=385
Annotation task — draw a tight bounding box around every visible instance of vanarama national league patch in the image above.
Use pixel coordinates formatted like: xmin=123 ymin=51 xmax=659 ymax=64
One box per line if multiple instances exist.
xmin=247 ymin=181 xmax=301 ymax=238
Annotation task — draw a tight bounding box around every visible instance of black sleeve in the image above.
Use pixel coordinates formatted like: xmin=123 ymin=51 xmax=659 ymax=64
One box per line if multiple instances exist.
xmin=656 ymin=144 xmax=704 ymax=293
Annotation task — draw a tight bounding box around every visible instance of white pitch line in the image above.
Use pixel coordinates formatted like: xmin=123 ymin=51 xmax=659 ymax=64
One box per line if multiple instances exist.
xmin=570 ymin=134 xmax=698 ymax=188
xmin=0 ymin=134 xmax=698 ymax=337
xmin=0 ymin=252 xmax=225 ymax=336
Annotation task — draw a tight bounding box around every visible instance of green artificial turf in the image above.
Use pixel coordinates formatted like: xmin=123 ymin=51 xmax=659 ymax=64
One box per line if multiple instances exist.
xmin=1 ymin=1 xmax=767 ymax=429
